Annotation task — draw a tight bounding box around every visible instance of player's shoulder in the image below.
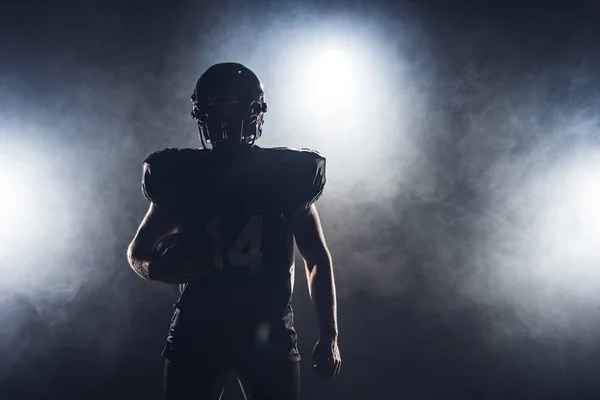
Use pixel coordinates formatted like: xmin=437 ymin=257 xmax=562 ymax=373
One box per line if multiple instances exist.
xmin=256 ymin=146 xmax=326 ymax=215
xmin=143 ymin=147 xmax=208 ymax=168
xmin=257 ymin=146 xmax=325 ymax=168
xmin=141 ymin=147 xmax=209 ymax=207
xmin=260 ymin=146 xmax=324 ymax=159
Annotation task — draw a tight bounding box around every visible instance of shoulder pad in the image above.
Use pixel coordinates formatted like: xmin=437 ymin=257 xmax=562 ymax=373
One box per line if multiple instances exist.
xmin=263 ymin=147 xmax=326 ymax=216
xmin=141 ymin=148 xmax=207 ymax=212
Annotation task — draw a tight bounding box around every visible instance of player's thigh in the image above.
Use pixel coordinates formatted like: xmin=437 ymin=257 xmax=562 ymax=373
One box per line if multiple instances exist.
xmin=163 ymin=355 xmax=229 ymax=400
xmin=236 ymin=359 xmax=300 ymax=400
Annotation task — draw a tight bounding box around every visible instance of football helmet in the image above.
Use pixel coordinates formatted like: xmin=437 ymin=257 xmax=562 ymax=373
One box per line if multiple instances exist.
xmin=191 ymin=62 xmax=268 ymax=149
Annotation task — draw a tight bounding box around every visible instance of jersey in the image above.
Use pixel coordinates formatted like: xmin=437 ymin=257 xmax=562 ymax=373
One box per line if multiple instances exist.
xmin=141 ymin=145 xmax=326 ymax=362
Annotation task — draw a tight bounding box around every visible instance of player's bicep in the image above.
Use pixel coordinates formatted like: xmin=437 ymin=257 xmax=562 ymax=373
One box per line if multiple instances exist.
xmin=292 ymin=204 xmax=331 ymax=270
xmin=128 ymin=202 xmax=180 ymax=263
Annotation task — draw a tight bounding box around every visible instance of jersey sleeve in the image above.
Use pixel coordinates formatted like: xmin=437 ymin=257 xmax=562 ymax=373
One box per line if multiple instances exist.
xmin=271 ymin=148 xmax=326 ymax=217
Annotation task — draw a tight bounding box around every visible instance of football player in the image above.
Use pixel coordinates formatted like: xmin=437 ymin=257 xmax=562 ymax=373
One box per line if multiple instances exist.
xmin=127 ymin=62 xmax=341 ymax=400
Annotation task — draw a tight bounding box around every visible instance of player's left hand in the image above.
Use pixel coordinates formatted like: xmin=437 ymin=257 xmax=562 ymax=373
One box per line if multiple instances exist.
xmin=312 ymin=336 xmax=341 ymax=378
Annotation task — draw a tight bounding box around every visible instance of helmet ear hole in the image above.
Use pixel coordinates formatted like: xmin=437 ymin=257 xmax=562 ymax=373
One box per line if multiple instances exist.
xmin=261 ymin=102 xmax=268 ymax=113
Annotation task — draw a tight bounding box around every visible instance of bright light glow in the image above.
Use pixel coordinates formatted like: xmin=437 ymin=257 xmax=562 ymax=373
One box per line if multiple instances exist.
xmin=267 ymin=25 xmax=418 ymax=203
xmin=0 ymin=147 xmax=59 ymax=263
xmin=303 ymin=46 xmax=359 ymax=111
xmin=471 ymin=147 xmax=600 ymax=339
xmin=285 ymin=39 xmax=370 ymax=121
xmin=567 ymin=167 xmax=600 ymax=223
xmin=534 ymin=153 xmax=600 ymax=283
xmin=0 ymin=162 xmax=38 ymax=238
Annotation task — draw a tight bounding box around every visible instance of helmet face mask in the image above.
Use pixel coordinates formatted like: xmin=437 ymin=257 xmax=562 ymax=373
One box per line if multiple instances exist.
xmin=191 ymin=63 xmax=267 ymax=150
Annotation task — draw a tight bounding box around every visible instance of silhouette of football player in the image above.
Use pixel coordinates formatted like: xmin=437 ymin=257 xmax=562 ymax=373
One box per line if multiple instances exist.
xmin=127 ymin=63 xmax=340 ymax=400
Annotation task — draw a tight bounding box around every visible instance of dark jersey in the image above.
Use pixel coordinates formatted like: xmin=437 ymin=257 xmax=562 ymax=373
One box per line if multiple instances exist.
xmin=141 ymin=145 xmax=326 ymax=362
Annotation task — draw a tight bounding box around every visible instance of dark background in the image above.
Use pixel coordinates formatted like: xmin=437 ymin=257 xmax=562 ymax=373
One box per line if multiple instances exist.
xmin=2 ymin=1 xmax=600 ymax=399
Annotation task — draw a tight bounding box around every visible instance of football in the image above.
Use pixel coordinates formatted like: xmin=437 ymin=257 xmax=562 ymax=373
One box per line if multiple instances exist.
xmin=154 ymin=232 xmax=212 ymax=260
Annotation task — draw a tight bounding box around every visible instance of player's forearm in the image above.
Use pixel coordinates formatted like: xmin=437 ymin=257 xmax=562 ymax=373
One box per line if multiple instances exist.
xmin=307 ymin=259 xmax=338 ymax=339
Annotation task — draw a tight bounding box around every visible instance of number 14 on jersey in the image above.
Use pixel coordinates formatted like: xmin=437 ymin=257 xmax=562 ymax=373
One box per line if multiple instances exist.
xmin=204 ymin=215 xmax=264 ymax=273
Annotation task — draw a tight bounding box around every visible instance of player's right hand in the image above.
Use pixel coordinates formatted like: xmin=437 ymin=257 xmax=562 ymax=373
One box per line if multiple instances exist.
xmin=312 ymin=337 xmax=342 ymax=378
